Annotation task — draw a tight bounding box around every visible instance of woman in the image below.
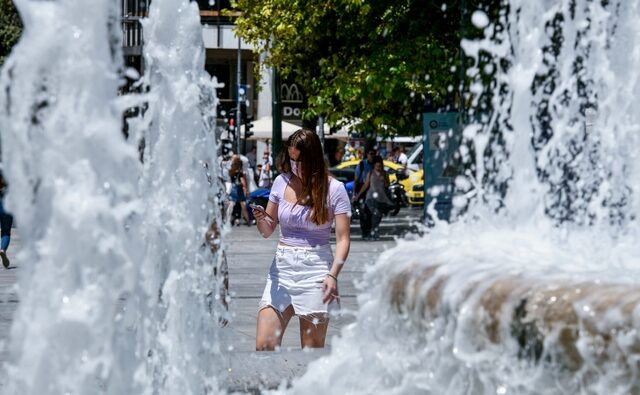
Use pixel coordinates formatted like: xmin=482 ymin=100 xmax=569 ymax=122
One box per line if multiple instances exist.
xmin=228 ymin=155 xmax=251 ymax=226
xmin=352 ymin=155 xmax=392 ymax=240
xmin=258 ymin=150 xmax=272 ymax=188
xmin=251 ymin=129 xmax=351 ymax=350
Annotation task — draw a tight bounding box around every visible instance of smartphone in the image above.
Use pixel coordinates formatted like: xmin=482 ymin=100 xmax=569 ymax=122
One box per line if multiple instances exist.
xmin=249 ymin=204 xmax=274 ymax=223
xmin=249 ymin=203 xmax=266 ymax=213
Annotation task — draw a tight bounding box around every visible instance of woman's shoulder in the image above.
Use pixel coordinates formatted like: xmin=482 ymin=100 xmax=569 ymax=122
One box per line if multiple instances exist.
xmin=271 ymin=173 xmax=290 ymax=191
xmin=273 ymin=173 xmax=290 ymax=184
xmin=328 ymin=176 xmax=347 ymax=192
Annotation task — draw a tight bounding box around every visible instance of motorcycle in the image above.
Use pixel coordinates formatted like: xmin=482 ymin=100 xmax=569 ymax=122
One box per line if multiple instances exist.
xmin=387 ymin=179 xmax=408 ymax=216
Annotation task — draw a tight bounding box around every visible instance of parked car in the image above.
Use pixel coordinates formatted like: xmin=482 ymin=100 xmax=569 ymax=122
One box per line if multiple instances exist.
xmin=406 ymin=169 xmax=424 ymax=205
xmin=405 ymin=142 xmax=423 ymax=172
xmin=327 ymin=167 xmax=355 ymax=185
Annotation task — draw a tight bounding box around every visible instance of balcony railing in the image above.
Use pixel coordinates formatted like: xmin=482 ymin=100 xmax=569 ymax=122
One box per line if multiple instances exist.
xmin=122 ymin=0 xmax=149 ymax=53
xmin=121 ymin=0 xmax=239 ymax=54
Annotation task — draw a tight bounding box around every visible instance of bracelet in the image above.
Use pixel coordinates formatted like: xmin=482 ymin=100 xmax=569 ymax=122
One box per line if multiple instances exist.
xmin=326 ymin=273 xmax=338 ymax=282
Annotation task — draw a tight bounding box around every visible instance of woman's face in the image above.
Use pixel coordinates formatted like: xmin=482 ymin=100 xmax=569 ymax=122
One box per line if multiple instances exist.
xmin=374 ymin=162 xmax=383 ymax=172
xmin=288 ymin=146 xmax=301 ymax=162
xmin=288 ymin=146 xmax=303 ymax=178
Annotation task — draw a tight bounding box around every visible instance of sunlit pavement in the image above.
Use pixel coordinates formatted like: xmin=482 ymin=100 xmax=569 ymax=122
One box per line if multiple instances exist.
xmin=0 ymin=228 xmax=20 ymax=364
xmin=0 ymin=207 xmax=424 ymax=390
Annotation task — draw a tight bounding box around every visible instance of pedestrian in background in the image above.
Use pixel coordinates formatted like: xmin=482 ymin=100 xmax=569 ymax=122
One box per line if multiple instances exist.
xmin=246 ymin=146 xmax=257 ymax=170
xmin=393 ymin=145 xmax=408 ymax=176
xmin=353 ymin=149 xmax=375 ymax=239
xmin=218 ymin=152 xmax=232 ymax=195
xmin=0 ymin=170 xmax=13 ymax=268
xmin=258 ymin=150 xmax=272 ymax=188
xmin=352 ymin=155 xmax=392 ymax=241
xmin=328 ymin=146 xmax=345 ymax=167
xmin=251 ymin=129 xmax=351 ymax=350
xmin=228 ymin=155 xmax=251 ymax=226
xmin=255 ymin=163 xmax=262 ymax=187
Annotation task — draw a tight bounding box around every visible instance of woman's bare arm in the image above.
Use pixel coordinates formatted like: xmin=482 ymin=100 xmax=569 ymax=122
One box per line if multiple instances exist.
xmin=241 ymin=174 xmax=249 ymax=195
xmin=353 ymin=173 xmax=371 ymax=201
xmin=323 ymin=213 xmax=351 ymax=303
xmin=254 ymin=200 xmax=278 ymax=238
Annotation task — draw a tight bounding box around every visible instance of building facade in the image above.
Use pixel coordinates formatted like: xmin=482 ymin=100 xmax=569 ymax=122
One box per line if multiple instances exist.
xmin=121 ymin=1 xmax=307 ymax=129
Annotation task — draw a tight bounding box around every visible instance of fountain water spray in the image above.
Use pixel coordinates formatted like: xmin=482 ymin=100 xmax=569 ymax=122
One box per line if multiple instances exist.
xmin=0 ymin=0 xmax=224 ymax=393
xmin=135 ymin=0 xmax=224 ymax=392
xmin=284 ymin=1 xmax=640 ymax=394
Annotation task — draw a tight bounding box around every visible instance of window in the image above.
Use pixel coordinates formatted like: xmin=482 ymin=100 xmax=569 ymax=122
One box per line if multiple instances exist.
xmin=192 ymin=0 xmax=233 ymax=11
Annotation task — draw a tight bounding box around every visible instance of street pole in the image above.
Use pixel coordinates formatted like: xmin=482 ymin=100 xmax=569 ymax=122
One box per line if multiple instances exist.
xmin=236 ymin=36 xmax=242 ymax=155
xmin=272 ymin=67 xmax=282 ymax=170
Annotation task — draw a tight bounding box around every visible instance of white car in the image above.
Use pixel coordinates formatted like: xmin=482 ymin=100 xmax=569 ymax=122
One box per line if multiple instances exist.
xmin=405 ymin=142 xmax=423 ymax=172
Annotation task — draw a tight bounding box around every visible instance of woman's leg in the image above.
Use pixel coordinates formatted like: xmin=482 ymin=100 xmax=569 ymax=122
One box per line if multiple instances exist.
xmin=225 ymin=200 xmax=234 ymax=224
xmin=0 ymin=211 xmax=12 ymax=268
xmin=239 ymin=201 xmax=250 ymax=224
xmin=256 ymin=305 xmax=295 ymax=351
xmin=299 ymin=315 xmax=330 ymax=348
xmin=368 ymin=200 xmax=383 ymax=239
xmin=0 ymin=211 xmax=12 ymax=251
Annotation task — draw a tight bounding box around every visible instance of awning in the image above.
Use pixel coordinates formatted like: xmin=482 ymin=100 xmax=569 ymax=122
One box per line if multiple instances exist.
xmin=244 ymin=116 xmax=301 ymax=140
xmin=244 ymin=116 xmax=350 ymax=141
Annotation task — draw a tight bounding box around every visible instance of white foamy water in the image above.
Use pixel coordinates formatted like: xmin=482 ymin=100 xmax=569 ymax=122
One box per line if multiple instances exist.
xmin=0 ymin=0 xmax=223 ymax=393
xmin=284 ymin=1 xmax=640 ymax=394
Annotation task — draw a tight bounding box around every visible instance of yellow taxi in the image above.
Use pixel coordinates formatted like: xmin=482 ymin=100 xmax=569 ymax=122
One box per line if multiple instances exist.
xmin=405 ymin=169 xmax=424 ymax=205
xmin=333 ymin=160 xmax=424 ymax=206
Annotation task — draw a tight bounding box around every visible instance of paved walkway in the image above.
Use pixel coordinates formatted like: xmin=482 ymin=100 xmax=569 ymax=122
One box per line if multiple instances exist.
xmin=0 ymin=229 xmax=19 ymax=365
xmin=0 ymin=207 xmax=423 ymax=391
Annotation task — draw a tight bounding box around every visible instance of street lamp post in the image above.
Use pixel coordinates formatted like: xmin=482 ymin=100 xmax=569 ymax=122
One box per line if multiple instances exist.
xmin=272 ymin=67 xmax=282 ymax=167
xmin=236 ymin=36 xmax=242 ymax=155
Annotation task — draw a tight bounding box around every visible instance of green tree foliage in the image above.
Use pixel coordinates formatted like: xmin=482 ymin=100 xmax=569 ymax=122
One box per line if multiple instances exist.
xmin=0 ymin=0 xmax=22 ymax=67
xmin=233 ymin=0 xmax=490 ymax=136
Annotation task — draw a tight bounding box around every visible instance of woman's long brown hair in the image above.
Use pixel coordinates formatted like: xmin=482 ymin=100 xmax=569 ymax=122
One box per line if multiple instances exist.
xmin=228 ymin=155 xmax=243 ymax=178
xmin=277 ymin=129 xmax=329 ymax=225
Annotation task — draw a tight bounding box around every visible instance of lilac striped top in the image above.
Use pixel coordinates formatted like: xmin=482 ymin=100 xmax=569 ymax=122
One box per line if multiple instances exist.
xmin=269 ymin=173 xmax=351 ymax=247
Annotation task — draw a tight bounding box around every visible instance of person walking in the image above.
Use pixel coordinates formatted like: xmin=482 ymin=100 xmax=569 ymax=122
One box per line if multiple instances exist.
xmin=353 ymin=149 xmax=375 ymax=239
xmin=393 ymin=145 xmax=408 ymax=177
xmin=246 ymin=146 xmax=257 ymax=170
xmin=251 ymin=129 xmax=351 ymax=350
xmin=255 ymin=164 xmax=262 ymax=186
xmin=328 ymin=146 xmax=345 ymax=167
xmin=0 ymin=170 xmax=13 ymax=268
xmin=352 ymin=155 xmax=393 ymax=241
xmin=218 ymin=153 xmax=232 ymax=195
xmin=258 ymin=150 xmax=272 ymax=188
xmin=228 ymin=155 xmax=251 ymax=226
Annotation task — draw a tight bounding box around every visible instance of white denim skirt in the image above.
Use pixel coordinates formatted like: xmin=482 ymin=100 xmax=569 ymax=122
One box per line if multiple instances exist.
xmin=259 ymin=244 xmax=339 ymax=317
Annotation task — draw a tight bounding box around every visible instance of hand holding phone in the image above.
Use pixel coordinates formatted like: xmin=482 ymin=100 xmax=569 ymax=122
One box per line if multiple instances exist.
xmin=250 ymin=204 xmax=274 ymax=224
